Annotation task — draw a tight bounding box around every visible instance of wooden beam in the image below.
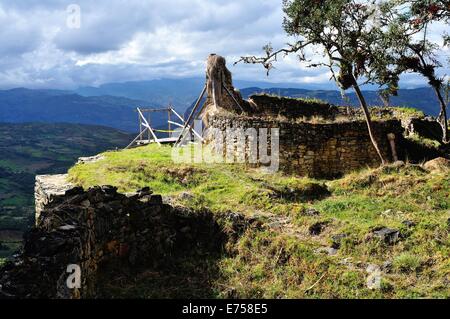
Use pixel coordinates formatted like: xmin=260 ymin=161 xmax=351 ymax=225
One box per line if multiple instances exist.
xmin=136 ymin=108 xmax=172 ymax=112
xmin=175 ymin=84 xmax=207 ymax=147
xmin=125 ymin=127 xmax=150 ymax=149
xmin=139 ymin=112 xmax=142 ymax=142
xmin=185 ymin=123 xmax=204 ymax=142
xmin=147 ymin=112 xmax=151 ymax=142
xmin=137 ymin=107 xmax=161 ymax=145
xmin=168 ymin=120 xmax=184 ymax=128
xmin=222 ymin=82 xmax=244 ymax=113
xmin=169 ymin=108 xmax=203 ymax=142
xmin=168 ymin=108 xmax=171 ymax=138
xmin=170 ymin=108 xmax=185 ymax=123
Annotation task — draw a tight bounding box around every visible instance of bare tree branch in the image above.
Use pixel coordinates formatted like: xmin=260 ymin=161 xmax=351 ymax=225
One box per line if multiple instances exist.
xmin=234 ymin=41 xmax=311 ymax=75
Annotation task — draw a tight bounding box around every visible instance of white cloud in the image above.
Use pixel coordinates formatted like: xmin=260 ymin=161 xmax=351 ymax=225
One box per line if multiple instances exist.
xmin=0 ymin=0 xmax=447 ymax=89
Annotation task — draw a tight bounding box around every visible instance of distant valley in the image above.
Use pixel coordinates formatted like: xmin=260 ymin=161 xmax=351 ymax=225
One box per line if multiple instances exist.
xmin=0 ymin=123 xmax=132 ymax=258
xmin=0 ymin=88 xmax=151 ymax=132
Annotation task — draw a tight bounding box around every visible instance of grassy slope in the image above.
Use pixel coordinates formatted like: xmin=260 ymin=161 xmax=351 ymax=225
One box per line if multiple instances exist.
xmin=69 ymin=144 xmax=449 ymax=299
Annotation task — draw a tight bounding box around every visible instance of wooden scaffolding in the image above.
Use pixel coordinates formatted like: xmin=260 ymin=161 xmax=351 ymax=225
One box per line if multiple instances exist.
xmin=125 ymin=106 xmax=203 ymax=149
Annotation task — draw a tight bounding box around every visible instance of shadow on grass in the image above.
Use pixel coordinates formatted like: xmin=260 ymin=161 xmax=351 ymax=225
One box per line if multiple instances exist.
xmin=96 ymin=255 xmax=223 ymax=298
xmin=95 ymin=211 xmax=245 ymax=299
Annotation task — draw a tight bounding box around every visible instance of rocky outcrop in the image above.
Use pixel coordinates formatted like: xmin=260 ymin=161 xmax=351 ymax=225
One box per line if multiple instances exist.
xmin=0 ymin=186 xmax=249 ymax=299
xmin=423 ymin=157 xmax=450 ymax=173
xmin=35 ymin=155 xmax=106 ymax=223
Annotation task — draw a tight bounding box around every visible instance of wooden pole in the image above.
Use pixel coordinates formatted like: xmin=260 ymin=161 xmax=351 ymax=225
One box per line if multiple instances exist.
xmin=168 ymin=120 xmax=184 ymax=128
xmin=137 ymin=108 xmax=161 ymax=145
xmin=147 ymin=112 xmax=151 ymax=142
xmin=169 ymin=108 xmax=203 ymax=141
xmin=168 ymin=107 xmax=172 ymax=138
xmin=125 ymin=127 xmax=150 ymax=149
xmin=222 ymin=82 xmax=244 ymax=113
xmin=170 ymin=108 xmax=186 ymax=123
xmin=139 ymin=112 xmax=143 ymax=143
xmin=175 ymin=84 xmax=207 ymax=146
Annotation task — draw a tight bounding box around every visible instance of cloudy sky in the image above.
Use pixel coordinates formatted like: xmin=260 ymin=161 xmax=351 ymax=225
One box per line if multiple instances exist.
xmin=0 ymin=0 xmax=448 ymax=90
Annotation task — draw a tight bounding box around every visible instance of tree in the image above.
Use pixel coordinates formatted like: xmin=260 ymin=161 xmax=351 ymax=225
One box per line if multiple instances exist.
xmin=237 ymin=0 xmax=391 ymax=164
xmin=410 ymin=0 xmax=450 ymax=21
xmin=398 ymin=42 xmax=448 ymax=142
xmin=380 ymin=0 xmax=449 ymax=143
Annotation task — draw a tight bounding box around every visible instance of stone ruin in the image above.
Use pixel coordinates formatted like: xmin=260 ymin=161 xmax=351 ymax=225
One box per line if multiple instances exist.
xmin=201 ymin=54 xmax=246 ymax=125
xmin=200 ymin=54 xmax=407 ymax=178
xmin=208 ymin=115 xmax=403 ymax=178
xmin=1 ymin=54 xmax=444 ymax=299
xmin=0 ymin=185 xmax=249 ymax=298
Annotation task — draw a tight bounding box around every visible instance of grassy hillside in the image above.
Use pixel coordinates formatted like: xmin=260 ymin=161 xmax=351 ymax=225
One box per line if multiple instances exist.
xmin=0 ymin=123 xmax=132 ymax=258
xmin=69 ymin=144 xmax=449 ymax=298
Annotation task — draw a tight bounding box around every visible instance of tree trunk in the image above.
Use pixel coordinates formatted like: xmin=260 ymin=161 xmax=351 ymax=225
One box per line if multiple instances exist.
xmin=433 ymin=85 xmax=448 ymax=144
xmin=352 ymin=83 xmax=387 ymax=165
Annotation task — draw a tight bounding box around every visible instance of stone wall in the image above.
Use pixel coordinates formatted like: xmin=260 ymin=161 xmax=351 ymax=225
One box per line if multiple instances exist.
xmin=35 ymin=174 xmax=73 ymax=223
xmin=248 ymin=94 xmax=340 ymax=120
xmin=209 ymin=115 xmax=404 ymax=178
xmin=403 ymin=117 xmax=444 ymax=141
xmin=34 ymin=154 xmax=105 ymax=223
xmin=0 ymin=185 xmax=242 ymax=299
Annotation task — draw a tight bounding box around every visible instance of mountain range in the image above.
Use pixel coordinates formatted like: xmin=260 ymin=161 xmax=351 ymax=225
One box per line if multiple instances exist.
xmin=0 ymin=88 xmax=163 ymax=132
xmin=75 ymin=77 xmax=331 ymax=111
xmin=0 ymin=79 xmax=447 ymax=134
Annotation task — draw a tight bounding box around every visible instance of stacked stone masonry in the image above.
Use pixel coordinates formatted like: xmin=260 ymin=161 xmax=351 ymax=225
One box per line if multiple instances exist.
xmin=0 ymin=186 xmax=233 ymax=299
xmin=209 ymin=115 xmax=404 ymax=178
xmin=248 ymin=94 xmax=340 ymax=119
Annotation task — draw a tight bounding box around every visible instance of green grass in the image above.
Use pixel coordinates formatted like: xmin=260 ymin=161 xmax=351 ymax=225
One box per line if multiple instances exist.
xmin=393 ymin=253 xmax=423 ymax=273
xmin=406 ymin=133 xmax=442 ymax=150
xmin=391 ymin=107 xmax=425 ymax=119
xmin=68 ymin=144 xmax=450 ymax=299
xmin=252 ymin=93 xmax=329 ymax=106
